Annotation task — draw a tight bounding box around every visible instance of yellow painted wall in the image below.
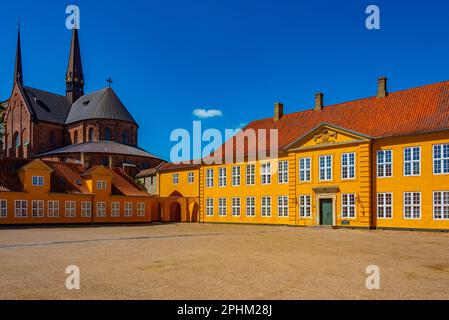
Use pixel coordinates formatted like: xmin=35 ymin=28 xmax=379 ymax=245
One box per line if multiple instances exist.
xmin=159 ymin=169 xmax=200 ymax=198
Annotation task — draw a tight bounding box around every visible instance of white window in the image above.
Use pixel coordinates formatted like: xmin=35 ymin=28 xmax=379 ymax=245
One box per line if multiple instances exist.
xmin=246 ymin=197 xmax=255 ymax=217
xmin=232 ymin=197 xmax=241 ymax=217
xmin=172 ymin=174 xmax=179 ymax=185
xmin=206 ymin=169 xmax=214 ymax=188
xmin=206 ymin=198 xmax=214 ymax=217
xmin=65 ymin=201 xmax=76 ymax=218
xmin=48 ymin=201 xmax=60 ymax=218
xmin=246 ymin=164 xmax=255 ymax=185
xmin=111 ymin=202 xmax=120 ymax=217
xmin=32 ymin=200 xmax=44 ymax=218
xmin=319 ymin=155 xmax=332 ymax=181
xmin=377 ymin=150 xmax=393 ymax=177
xmin=341 ymin=153 xmax=356 ymax=180
xmin=433 ymin=191 xmax=449 ymax=220
xmin=433 ymin=144 xmax=449 ymax=175
xmin=232 ymin=166 xmax=241 ymax=187
xmin=404 ymin=147 xmax=420 ymax=176
xmin=299 ymin=195 xmax=312 ymax=218
xmin=96 ymin=202 xmax=106 ymax=217
xmin=261 ymin=163 xmax=272 ymax=185
xmin=261 ymin=196 xmax=272 ymax=217
xmin=219 ymin=168 xmax=227 ymax=187
xmin=96 ymin=180 xmax=107 ymax=190
xmin=299 ymin=158 xmax=311 ymax=182
xmin=341 ymin=194 xmax=356 ymax=219
xmin=278 ymin=196 xmax=289 ymax=218
xmin=32 ymin=176 xmax=44 ymax=187
xmin=218 ymin=198 xmax=227 ymax=216
xmin=278 ymin=161 xmax=289 ymax=184
xmin=81 ymin=202 xmax=92 ymax=217
xmin=15 ymin=200 xmax=28 ymax=218
xmin=404 ymin=192 xmax=421 ymax=220
xmin=188 ymin=172 xmax=195 ymax=184
xmin=124 ymin=203 xmax=133 ymax=217
xmin=377 ymin=193 xmax=393 ymax=219
xmin=137 ymin=203 xmax=145 ymax=217
xmin=0 ymin=200 xmax=7 ymax=218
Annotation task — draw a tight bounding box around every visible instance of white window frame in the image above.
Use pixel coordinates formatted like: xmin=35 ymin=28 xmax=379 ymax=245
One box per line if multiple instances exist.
xmin=319 ymin=155 xmax=333 ymax=181
xmin=96 ymin=202 xmax=106 ymax=218
xmin=299 ymin=158 xmax=311 ymax=182
xmin=206 ymin=198 xmax=214 ymax=217
xmin=261 ymin=196 xmax=272 ymax=217
xmin=299 ymin=195 xmax=312 ymax=218
xmin=0 ymin=200 xmax=7 ymax=218
xmin=433 ymin=144 xmax=449 ymax=175
xmin=32 ymin=200 xmax=44 ymax=218
xmin=403 ymin=192 xmax=421 ymax=220
xmin=96 ymin=180 xmax=107 ymax=190
xmin=278 ymin=161 xmax=289 ymax=184
xmin=188 ymin=172 xmax=195 ymax=184
xmin=377 ymin=193 xmax=393 ymax=219
xmin=81 ymin=201 xmax=92 ymax=218
xmin=218 ymin=198 xmax=227 ymax=217
xmin=32 ymin=176 xmax=44 ymax=187
xmin=261 ymin=163 xmax=272 ymax=185
xmin=377 ymin=150 xmax=393 ymax=178
xmin=433 ymin=191 xmax=449 ymax=220
xmin=65 ymin=201 xmax=76 ymax=218
xmin=206 ymin=169 xmax=214 ymax=188
xmin=111 ymin=202 xmax=120 ymax=217
xmin=246 ymin=197 xmax=255 ymax=217
xmin=246 ymin=164 xmax=255 ymax=186
xmin=218 ymin=168 xmax=227 ymax=187
xmin=278 ymin=196 xmax=289 ymax=218
xmin=404 ymin=147 xmax=421 ymax=176
xmin=47 ymin=201 xmax=60 ymax=218
xmin=15 ymin=200 xmax=28 ymax=218
xmin=172 ymin=174 xmax=179 ymax=185
xmin=232 ymin=166 xmax=241 ymax=187
xmin=124 ymin=202 xmax=133 ymax=217
xmin=137 ymin=202 xmax=145 ymax=217
xmin=341 ymin=194 xmax=356 ymax=219
xmin=341 ymin=153 xmax=356 ymax=180
xmin=232 ymin=197 xmax=241 ymax=217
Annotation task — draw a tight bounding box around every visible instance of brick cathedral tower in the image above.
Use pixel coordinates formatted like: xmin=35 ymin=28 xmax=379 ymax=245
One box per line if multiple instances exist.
xmin=65 ymin=28 xmax=84 ymax=104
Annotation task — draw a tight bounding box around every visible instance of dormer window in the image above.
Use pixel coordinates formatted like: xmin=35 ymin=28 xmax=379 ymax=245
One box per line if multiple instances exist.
xmin=96 ymin=180 xmax=107 ymax=190
xmin=83 ymin=100 xmax=90 ymax=106
xmin=32 ymin=176 xmax=44 ymax=187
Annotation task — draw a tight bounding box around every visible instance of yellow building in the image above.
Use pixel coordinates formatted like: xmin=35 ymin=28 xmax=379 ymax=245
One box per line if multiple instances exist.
xmin=161 ymin=78 xmax=449 ymax=231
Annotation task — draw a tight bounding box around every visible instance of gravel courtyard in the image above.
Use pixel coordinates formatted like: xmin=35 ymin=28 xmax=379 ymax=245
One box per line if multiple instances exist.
xmin=0 ymin=223 xmax=448 ymax=300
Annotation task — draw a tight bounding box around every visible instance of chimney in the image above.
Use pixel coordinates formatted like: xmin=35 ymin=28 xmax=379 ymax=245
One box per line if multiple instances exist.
xmin=315 ymin=93 xmax=324 ymax=111
xmin=274 ymin=102 xmax=284 ymax=121
xmin=377 ymin=77 xmax=388 ymax=98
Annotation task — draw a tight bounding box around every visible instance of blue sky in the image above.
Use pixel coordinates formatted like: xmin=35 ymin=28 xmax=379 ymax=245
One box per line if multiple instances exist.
xmin=1 ymin=0 xmax=449 ymax=160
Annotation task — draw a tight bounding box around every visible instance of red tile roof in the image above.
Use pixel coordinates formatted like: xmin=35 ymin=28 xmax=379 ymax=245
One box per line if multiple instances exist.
xmin=0 ymin=158 xmax=28 ymax=192
xmin=111 ymin=168 xmax=149 ymax=197
xmin=212 ymin=80 xmax=449 ymax=157
xmin=157 ymin=162 xmax=201 ymax=172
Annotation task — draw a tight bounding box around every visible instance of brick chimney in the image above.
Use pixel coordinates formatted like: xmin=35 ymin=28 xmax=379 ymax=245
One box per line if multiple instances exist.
xmin=315 ymin=93 xmax=324 ymax=111
xmin=274 ymin=102 xmax=284 ymax=121
xmin=377 ymin=77 xmax=388 ymax=98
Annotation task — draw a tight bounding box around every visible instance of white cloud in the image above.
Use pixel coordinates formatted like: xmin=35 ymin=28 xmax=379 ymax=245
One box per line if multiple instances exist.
xmin=193 ymin=108 xmax=223 ymax=119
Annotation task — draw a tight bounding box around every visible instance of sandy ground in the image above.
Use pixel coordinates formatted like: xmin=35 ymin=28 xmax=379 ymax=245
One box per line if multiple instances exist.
xmin=0 ymin=223 xmax=448 ymax=300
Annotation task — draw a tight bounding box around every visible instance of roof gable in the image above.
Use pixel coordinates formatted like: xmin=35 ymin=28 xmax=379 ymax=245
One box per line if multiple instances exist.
xmin=18 ymin=159 xmax=54 ymax=173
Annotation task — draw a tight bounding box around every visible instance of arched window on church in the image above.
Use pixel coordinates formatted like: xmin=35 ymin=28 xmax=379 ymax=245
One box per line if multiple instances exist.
xmin=13 ymin=132 xmax=20 ymax=149
xmin=104 ymin=127 xmax=111 ymax=141
xmin=49 ymin=131 xmax=56 ymax=148
xmin=122 ymin=130 xmax=130 ymax=145
xmin=74 ymin=131 xmax=78 ymax=144
xmin=88 ymin=128 xmax=94 ymax=142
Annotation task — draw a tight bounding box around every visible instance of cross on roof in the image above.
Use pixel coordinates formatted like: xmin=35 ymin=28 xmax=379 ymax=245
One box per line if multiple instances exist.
xmin=106 ymin=77 xmax=113 ymax=88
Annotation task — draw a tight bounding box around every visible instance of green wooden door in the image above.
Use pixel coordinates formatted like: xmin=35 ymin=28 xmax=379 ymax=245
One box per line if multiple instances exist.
xmin=320 ymin=199 xmax=333 ymax=226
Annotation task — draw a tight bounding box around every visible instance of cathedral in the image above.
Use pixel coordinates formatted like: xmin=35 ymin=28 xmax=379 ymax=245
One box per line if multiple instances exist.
xmin=1 ymin=27 xmax=164 ymax=176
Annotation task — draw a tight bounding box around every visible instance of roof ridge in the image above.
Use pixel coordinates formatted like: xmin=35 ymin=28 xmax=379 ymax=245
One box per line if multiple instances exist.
xmin=23 ymin=86 xmax=69 ymax=99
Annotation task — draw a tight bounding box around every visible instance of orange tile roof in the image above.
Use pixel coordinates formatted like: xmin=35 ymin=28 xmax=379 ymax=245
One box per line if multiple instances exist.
xmin=212 ymin=80 xmax=449 ymax=158
xmin=111 ymin=168 xmax=149 ymax=197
